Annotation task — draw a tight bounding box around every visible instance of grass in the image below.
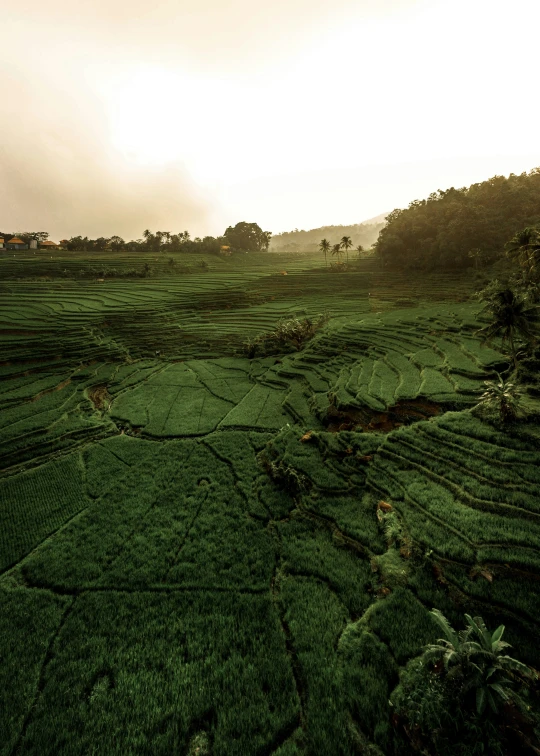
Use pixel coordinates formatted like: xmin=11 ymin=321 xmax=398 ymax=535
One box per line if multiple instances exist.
xmin=1 ymin=251 xmax=539 ymax=754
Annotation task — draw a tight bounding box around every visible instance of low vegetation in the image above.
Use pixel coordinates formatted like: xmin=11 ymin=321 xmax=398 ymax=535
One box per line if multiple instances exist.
xmin=1 ymin=202 xmax=540 ymax=753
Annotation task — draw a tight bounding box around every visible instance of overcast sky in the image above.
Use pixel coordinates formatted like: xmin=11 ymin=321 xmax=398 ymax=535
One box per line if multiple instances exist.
xmin=1 ymin=0 xmax=539 ymax=240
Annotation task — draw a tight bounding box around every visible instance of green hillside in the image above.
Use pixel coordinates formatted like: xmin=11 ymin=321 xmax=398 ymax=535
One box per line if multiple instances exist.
xmin=376 ymin=167 xmax=540 ymax=269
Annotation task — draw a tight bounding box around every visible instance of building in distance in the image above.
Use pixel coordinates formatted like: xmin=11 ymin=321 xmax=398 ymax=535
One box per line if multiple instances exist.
xmin=6 ymin=237 xmax=28 ymax=250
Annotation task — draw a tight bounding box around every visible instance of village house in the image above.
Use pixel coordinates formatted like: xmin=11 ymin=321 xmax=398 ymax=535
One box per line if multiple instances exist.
xmin=1 ymin=237 xmax=61 ymax=251
xmin=6 ymin=237 xmax=28 ymax=250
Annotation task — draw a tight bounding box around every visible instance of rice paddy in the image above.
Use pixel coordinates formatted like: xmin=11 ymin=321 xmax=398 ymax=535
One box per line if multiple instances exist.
xmin=1 ymin=250 xmax=539 ymax=754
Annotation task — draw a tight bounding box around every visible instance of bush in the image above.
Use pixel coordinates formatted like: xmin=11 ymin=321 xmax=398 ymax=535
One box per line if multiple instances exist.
xmin=244 ymin=314 xmax=329 ymax=357
xmin=389 ymin=610 xmax=540 ymax=755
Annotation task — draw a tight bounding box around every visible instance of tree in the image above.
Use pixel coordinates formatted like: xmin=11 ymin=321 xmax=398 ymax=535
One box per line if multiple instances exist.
xmin=319 ymin=238 xmax=331 ymax=268
xmin=468 ymin=248 xmax=483 ymax=269
xmin=356 ymin=244 xmax=364 ymax=257
xmin=108 ymin=236 xmax=125 ymax=252
xmin=66 ymin=236 xmax=89 ymax=251
xmin=223 ymin=222 xmax=271 ymax=253
xmin=16 ymin=231 xmax=49 ymax=243
xmin=331 ymin=243 xmax=343 ymax=265
xmin=375 ymin=168 xmax=540 ymax=270
xmin=475 ymin=376 xmax=522 ymax=423
xmin=505 ymin=226 xmax=540 ymax=278
xmin=143 ymin=229 xmax=157 ymax=252
xmin=263 ymin=231 xmax=272 ymax=251
xmin=340 ymin=235 xmax=353 ymax=264
xmin=477 ymin=284 xmax=539 ymax=368
xmin=93 ymin=237 xmax=109 ymax=251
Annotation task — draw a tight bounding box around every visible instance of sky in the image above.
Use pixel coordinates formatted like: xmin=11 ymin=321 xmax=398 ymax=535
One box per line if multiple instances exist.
xmin=1 ymin=0 xmax=540 ymax=241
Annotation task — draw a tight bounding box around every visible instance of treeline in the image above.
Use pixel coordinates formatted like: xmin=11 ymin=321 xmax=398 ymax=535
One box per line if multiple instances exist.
xmin=64 ymin=222 xmax=271 ymax=255
xmin=270 ymin=221 xmax=384 ymax=252
xmin=0 ymin=231 xmax=49 ymax=242
xmin=375 ymin=168 xmax=540 ymax=269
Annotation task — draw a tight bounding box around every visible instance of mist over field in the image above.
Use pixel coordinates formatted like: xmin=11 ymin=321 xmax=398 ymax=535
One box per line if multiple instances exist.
xmin=2 ymin=0 xmax=540 ymax=240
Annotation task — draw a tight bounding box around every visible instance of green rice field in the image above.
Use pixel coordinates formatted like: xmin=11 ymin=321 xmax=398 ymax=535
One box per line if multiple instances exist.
xmin=1 ymin=249 xmax=539 ymax=754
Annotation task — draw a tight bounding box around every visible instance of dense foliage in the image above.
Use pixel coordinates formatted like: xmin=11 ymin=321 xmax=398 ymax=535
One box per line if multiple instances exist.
xmin=375 ymin=168 xmax=540 ymax=269
xmin=391 ymin=610 xmax=539 ymax=755
xmin=477 ymin=284 xmax=540 ymax=367
xmin=223 ymin=221 xmax=271 ymax=253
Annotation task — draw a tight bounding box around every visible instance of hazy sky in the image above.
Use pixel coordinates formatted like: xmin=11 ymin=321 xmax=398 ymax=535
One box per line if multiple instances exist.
xmin=2 ymin=0 xmax=539 ymax=240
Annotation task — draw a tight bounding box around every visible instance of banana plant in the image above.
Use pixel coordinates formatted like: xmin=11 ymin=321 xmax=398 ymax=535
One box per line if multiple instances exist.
xmin=423 ymin=609 xmax=537 ymax=715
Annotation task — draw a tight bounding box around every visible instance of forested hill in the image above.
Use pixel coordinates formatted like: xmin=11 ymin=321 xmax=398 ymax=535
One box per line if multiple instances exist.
xmin=376 ymin=168 xmax=540 ymax=269
xmin=270 ymin=221 xmax=385 ymax=252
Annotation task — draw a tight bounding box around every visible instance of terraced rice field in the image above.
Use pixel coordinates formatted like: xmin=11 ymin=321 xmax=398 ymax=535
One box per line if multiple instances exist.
xmin=1 ymin=251 xmax=539 ymax=755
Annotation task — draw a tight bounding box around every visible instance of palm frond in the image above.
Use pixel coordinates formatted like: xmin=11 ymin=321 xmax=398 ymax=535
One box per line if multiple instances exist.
xmin=430 ymin=609 xmax=459 ymax=647
xmin=497 ymin=656 xmax=538 ymax=680
xmin=466 ymin=614 xmax=493 ymax=650
xmin=476 ymin=687 xmax=486 ymax=715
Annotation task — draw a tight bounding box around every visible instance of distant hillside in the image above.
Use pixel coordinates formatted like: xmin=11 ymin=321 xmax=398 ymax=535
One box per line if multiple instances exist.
xmin=376 ymin=168 xmax=540 ymax=269
xmin=359 ymin=212 xmax=390 ymax=225
xmin=270 ymin=220 xmax=385 ymax=252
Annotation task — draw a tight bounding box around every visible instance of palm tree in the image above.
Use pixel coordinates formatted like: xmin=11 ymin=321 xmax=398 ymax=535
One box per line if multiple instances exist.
xmin=476 ymin=376 xmax=522 ymax=422
xmin=331 ymin=243 xmax=343 ymax=265
xmin=356 ymin=244 xmax=364 ymax=258
xmin=505 ymin=226 xmax=540 ymax=277
xmin=319 ymin=238 xmax=331 ymax=268
xmin=468 ymin=248 xmax=483 ymax=270
xmin=423 ymin=609 xmax=537 ymax=716
xmin=340 ymin=235 xmax=353 ymax=264
xmin=477 ymin=285 xmax=539 ymax=368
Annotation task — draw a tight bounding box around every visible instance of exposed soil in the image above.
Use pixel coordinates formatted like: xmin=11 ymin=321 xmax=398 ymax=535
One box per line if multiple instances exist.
xmin=326 ymin=399 xmax=441 ymax=433
xmin=88 ymin=384 xmax=111 ymax=410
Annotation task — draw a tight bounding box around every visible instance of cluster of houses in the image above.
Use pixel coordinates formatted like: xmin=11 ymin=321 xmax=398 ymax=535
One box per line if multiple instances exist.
xmin=0 ymin=237 xmax=65 ymax=251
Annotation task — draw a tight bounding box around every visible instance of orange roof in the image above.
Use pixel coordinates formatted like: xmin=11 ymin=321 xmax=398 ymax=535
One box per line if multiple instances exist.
xmin=40 ymin=240 xmax=58 ymax=246
xmin=0 ymin=238 xmax=4 ymax=242
xmin=8 ymin=237 xmax=25 ymax=244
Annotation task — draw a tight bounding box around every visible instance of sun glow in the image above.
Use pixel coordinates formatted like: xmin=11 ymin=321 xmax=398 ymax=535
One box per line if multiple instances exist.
xmin=104 ymin=67 xmax=252 ymax=185
xmin=90 ymin=0 xmax=540 ymax=232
